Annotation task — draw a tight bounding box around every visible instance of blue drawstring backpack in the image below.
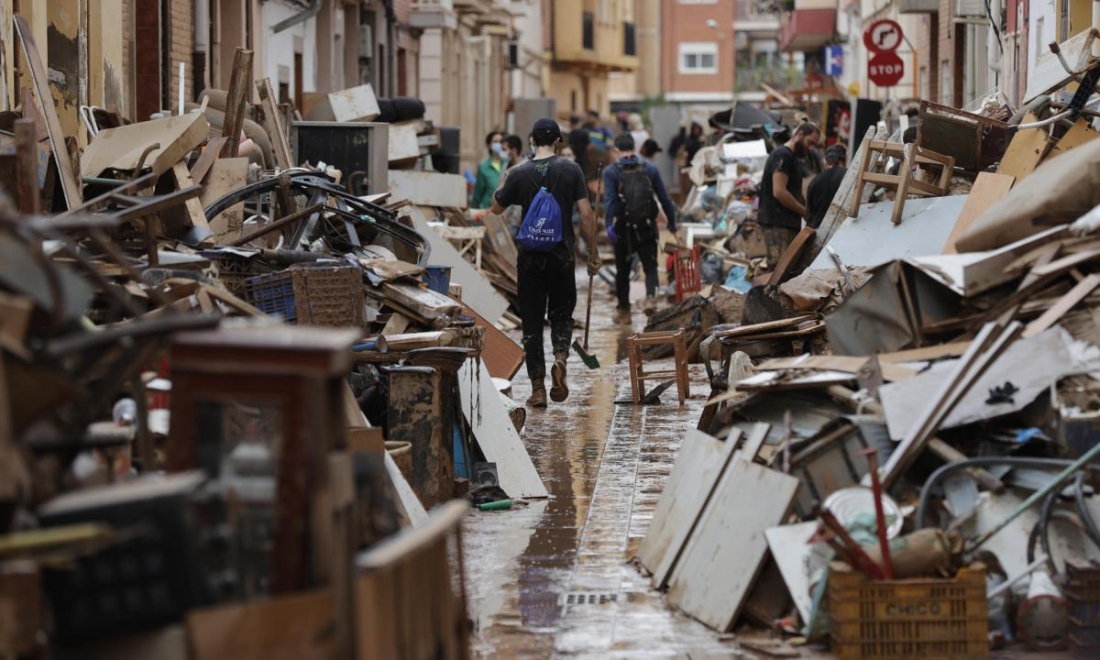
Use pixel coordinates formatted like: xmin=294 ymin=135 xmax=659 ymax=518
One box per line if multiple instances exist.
xmin=516 ymin=169 xmax=563 ymax=252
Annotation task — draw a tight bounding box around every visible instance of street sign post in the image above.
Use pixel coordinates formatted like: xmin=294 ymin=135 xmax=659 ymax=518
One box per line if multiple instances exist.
xmin=863 ymin=19 xmax=905 ymax=88
xmin=868 ymin=51 xmax=905 ymax=87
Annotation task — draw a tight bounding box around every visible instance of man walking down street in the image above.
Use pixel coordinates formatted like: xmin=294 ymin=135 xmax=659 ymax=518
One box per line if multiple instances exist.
xmin=492 ymin=119 xmax=600 ymax=407
xmin=603 ymin=133 xmax=678 ymax=314
xmin=472 ymin=131 xmax=506 ymax=209
xmin=805 ymin=144 xmax=847 ymax=229
xmin=758 ymin=122 xmax=821 ymax=265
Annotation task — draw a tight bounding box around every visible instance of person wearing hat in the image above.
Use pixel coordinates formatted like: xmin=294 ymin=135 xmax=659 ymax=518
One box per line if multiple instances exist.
xmin=805 ymin=143 xmax=848 ymax=229
xmin=491 ymin=118 xmax=599 ymax=408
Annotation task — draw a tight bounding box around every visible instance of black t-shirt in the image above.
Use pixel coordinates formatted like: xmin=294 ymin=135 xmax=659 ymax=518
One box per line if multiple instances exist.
xmin=806 ymin=166 xmax=847 ymax=229
xmin=759 ymin=145 xmax=804 ymax=230
xmin=494 ymin=155 xmax=588 ymax=260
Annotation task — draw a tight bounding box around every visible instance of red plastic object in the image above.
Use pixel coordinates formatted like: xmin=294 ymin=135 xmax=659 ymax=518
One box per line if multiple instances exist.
xmin=674 ymin=246 xmax=701 ymax=302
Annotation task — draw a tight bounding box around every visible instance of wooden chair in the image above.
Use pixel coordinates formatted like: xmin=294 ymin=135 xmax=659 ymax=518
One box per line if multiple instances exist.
xmin=848 ymin=141 xmax=955 ymax=225
xmin=674 ymin=246 xmax=702 ymax=302
xmin=627 ymin=329 xmax=690 ymax=406
xmin=356 ymin=500 xmax=470 ymax=660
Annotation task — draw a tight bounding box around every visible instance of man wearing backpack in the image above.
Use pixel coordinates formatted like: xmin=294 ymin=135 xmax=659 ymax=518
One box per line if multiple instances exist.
xmin=491 ymin=118 xmax=599 ymax=408
xmin=603 ymin=133 xmax=679 ymax=313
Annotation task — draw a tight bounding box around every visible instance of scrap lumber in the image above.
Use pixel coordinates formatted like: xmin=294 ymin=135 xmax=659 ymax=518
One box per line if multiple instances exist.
xmin=639 ymin=427 xmax=746 ymax=588
xmin=880 ymin=322 xmax=1021 ymax=490
xmin=14 ymin=16 xmax=81 ymax=209
xmin=171 ymin=162 xmax=214 ymax=246
xmin=189 ymin=136 xmax=228 ymax=184
xmin=667 ymin=444 xmax=799 ymax=631
xmin=220 ymin=48 xmax=255 ymax=158
xmin=461 ymin=303 xmax=523 ymax=380
xmin=996 ymin=112 xmax=1051 ymax=180
xmin=81 ymin=114 xmax=211 ymax=178
xmin=186 ymin=590 xmax=333 ymax=660
xmin=256 ymin=78 xmax=294 ymax=170
xmin=1023 ymin=273 xmax=1100 ymax=338
xmin=766 ymin=227 xmax=815 ymax=285
xmin=458 ymin=359 xmax=547 ymax=499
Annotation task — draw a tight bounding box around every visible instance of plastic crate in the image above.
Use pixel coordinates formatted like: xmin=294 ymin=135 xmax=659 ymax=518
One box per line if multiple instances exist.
xmin=245 ymin=263 xmax=364 ymax=328
xmin=1066 ymin=560 xmax=1100 ymax=659
xmin=829 ymin=566 xmax=989 ymax=660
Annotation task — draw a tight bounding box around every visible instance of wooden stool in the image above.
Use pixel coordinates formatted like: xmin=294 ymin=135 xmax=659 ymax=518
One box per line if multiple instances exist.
xmin=628 ymin=329 xmax=690 ymax=406
xmin=848 ymin=141 xmax=955 ymax=225
xmin=675 ymin=246 xmax=702 ymax=302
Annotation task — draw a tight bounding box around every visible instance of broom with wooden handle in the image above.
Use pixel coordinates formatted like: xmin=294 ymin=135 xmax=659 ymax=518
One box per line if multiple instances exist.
xmin=572 ymin=164 xmax=602 ymax=369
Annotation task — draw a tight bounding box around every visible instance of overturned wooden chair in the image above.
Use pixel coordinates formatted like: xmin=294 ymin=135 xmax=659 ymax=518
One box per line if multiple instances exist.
xmin=848 ymin=141 xmax=955 ymax=225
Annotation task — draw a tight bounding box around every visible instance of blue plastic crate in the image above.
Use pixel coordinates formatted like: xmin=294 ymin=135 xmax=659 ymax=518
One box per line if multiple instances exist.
xmin=245 ymin=271 xmax=298 ymax=323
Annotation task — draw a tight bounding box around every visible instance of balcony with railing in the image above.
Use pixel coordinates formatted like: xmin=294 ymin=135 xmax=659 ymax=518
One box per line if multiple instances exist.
xmin=777 ymin=0 xmax=837 ymax=53
xmin=410 ymin=0 xmax=458 ymax=29
xmin=735 ymin=63 xmax=805 ymax=93
xmin=734 ymin=0 xmax=781 ymax=33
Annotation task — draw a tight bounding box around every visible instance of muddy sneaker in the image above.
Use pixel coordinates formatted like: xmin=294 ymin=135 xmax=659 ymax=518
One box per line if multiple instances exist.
xmin=550 ymin=355 xmax=569 ymax=402
xmin=526 ymin=381 xmax=548 ymax=408
xmin=643 ymin=296 xmax=658 ymax=316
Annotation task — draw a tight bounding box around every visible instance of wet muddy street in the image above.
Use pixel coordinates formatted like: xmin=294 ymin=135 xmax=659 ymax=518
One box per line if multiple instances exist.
xmin=463 ymin=273 xmax=744 ymax=659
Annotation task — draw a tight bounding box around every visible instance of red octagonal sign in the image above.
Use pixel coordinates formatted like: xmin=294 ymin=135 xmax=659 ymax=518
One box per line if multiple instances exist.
xmin=868 ymin=51 xmax=904 ymax=87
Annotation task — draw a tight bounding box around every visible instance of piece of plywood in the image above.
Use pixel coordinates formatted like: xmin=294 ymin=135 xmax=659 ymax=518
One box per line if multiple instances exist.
xmin=172 ymin=162 xmax=214 ymax=244
xmin=668 ymin=458 xmax=799 ymax=631
xmin=81 ymin=113 xmax=211 ymax=178
xmin=996 ymin=113 xmax=1051 ymax=181
xmin=639 ymin=429 xmax=741 ymax=587
xmin=220 ymin=48 xmax=254 ymax=158
xmin=808 ymin=194 xmax=969 ymax=271
xmin=390 ymin=171 xmax=467 ymax=209
xmin=256 ymin=78 xmax=294 ymax=170
xmin=943 ymin=172 xmax=1015 ymax=254
xmin=186 ymin=589 xmax=333 ymax=660
xmin=1049 ymin=117 xmax=1100 ymax=160
xmin=765 ymin=521 xmax=819 ymax=624
xmin=757 ymin=355 xmax=916 ymax=382
xmin=462 ymin=303 xmax=523 ymax=380
xmin=880 ymin=327 xmax=1076 ymax=440
xmin=388 ymin=121 xmax=422 ymax=162
xmin=14 ymin=16 xmax=81 ymax=209
xmin=199 ymin=158 xmax=250 ymax=243
xmin=482 ymin=210 xmax=519 ymax=263
xmin=409 ymin=209 xmax=508 ymax=323
xmin=458 ymin=359 xmax=548 ymax=499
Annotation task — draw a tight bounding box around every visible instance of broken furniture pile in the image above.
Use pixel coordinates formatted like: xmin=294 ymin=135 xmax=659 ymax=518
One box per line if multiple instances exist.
xmin=0 ymin=37 xmax=545 ymax=659
xmin=635 ymin=32 xmax=1100 ymax=659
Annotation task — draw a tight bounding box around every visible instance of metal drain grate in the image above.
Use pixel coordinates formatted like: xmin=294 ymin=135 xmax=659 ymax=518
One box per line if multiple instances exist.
xmin=564 ymin=592 xmax=619 ymax=606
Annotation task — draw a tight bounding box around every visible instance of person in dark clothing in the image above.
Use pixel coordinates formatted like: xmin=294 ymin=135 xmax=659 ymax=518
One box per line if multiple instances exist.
xmin=603 ymin=133 xmax=679 ymax=313
xmin=568 ymin=114 xmax=590 ymax=175
xmin=759 ymin=122 xmax=821 ymax=265
xmin=886 ymin=126 xmax=919 ymax=176
xmin=640 ymin=138 xmax=662 ymax=161
xmin=503 ymin=134 xmax=526 ymax=170
xmin=492 ymin=118 xmax=599 ymax=408
xmin=805 ymin=144 xmax=848 ymax=229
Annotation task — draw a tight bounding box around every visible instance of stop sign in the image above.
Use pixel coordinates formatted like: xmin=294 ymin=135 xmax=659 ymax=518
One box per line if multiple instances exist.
xmin=868 ymin=51 xmax=904 ymax=87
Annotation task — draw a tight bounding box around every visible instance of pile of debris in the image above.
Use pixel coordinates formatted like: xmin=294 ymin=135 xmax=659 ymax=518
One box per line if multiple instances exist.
xmin=636 ymin=30 xmax=1100 ymax=659
xmin=0 ymin=37 xmax=537 ymax=659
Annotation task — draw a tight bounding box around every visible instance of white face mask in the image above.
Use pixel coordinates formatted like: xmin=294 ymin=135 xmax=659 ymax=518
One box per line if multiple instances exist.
xmin=491 ymin=142 xmax=505 ymax=157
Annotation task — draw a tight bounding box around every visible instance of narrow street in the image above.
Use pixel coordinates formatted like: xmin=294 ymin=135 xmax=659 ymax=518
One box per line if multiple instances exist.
xmin=464 ymin=273 xmax=745 ymax=659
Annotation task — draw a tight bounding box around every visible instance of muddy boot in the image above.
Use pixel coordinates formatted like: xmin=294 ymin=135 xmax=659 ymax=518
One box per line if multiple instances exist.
xmin=526 ymin=381 xmax=548 ymax=408
xmin=643 ymin=296 xmax=658 ymax=317
xmin=550 ymin=352 xmax=569 ymax=402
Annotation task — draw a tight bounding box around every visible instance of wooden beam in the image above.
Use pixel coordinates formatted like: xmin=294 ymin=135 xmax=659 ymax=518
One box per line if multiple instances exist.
xmin=257 ymin=78 xmax=294 ymax=169
xmin=1024 ymin=273 xmax=1100 ymax=338
xmin=14 ymin=16 xmax=81 ymax=209
xmin=13 ymin=119 xmax=39 ymax=215
xmin=220 ymin=48 xmax=254 ymax=158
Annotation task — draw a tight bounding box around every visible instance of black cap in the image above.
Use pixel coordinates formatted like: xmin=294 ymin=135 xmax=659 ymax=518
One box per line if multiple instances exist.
xmin=532 ymin=118 xmax=562 ymax=139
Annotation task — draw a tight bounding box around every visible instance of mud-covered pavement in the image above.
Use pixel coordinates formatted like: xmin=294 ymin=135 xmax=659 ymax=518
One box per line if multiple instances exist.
xmin=463 ymin=271 xmax=745 ymax=659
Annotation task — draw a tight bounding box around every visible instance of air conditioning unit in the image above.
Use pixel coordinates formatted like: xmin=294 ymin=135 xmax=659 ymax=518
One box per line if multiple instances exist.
xmin=955 ymin=0 xmax=985 ymax=17
xmin=359 ymin=25 xmax=373 ymax=54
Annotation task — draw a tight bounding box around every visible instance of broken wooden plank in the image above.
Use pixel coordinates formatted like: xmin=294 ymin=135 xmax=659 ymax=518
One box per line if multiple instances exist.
xmin=13 ymin=119 xmax=38 ymax=214
xmin=458 ymin=359 xmax=547 ymax=499
xmin=996 ymin=112 xmax=1052 ymax=181
xmin=767 ymin=227 xmax=815 ymax=285
xmin=189 ymin=136 xmax=228 ymax=185
xmin=668 ymin=453 xmax=799 ymax=631
xmin=390 ymin=171 xmax=468 ymax=209
xmin=14 ymin=16 xmax=81 ymax=209
xmin=757 ymin=355 xmax=916 ymax=382
xmin=1024 ymin=273 xmax=1100 ymax=338
xmin=639 ymin=428 xmax=742 ymax=588
xmin=199 ymin=158 xmax=249 ymax=243
xmin=943 ymin=172 xmax=1015 ymax=254
xmin=220 ymin=48 xmax=255 ymax=158
xmin=461 ymin=303 xmax=523 ymax=380
xmin=256 ymin=78 xmax=294 ymax=170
